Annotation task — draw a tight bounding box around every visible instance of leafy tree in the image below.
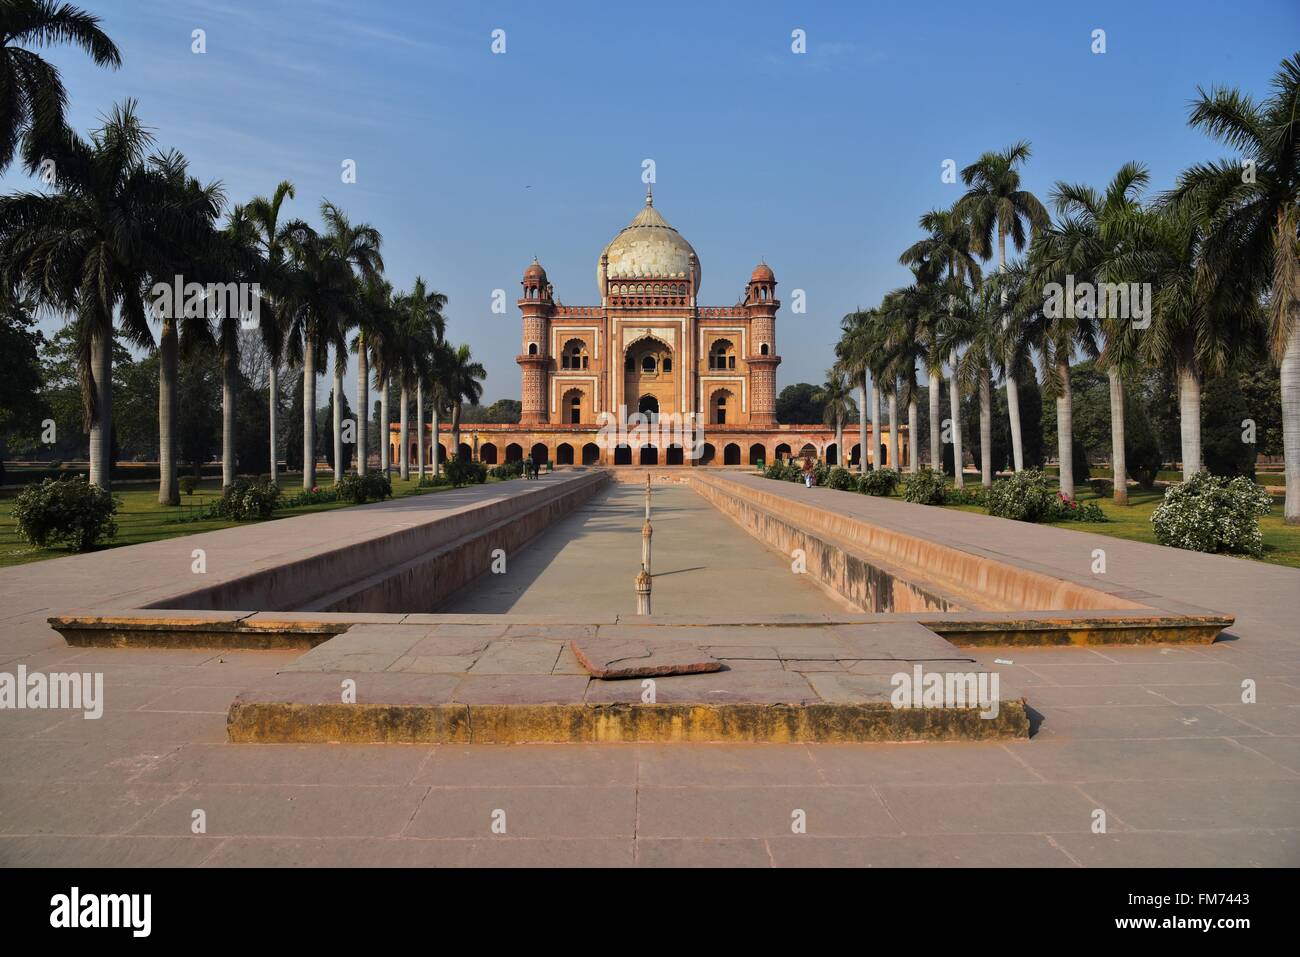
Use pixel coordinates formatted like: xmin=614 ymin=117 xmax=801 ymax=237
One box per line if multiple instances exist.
xmin=776 ymin=383 xmax=826 ymax=424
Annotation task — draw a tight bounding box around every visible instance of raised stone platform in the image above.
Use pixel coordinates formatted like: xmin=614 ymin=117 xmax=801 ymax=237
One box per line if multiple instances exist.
xmin=222 ymin=617 xmax=1027 ymax=743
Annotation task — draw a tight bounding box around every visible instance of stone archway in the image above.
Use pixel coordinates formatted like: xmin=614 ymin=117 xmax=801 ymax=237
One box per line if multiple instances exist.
xmin=582 ymin=442 xmax=601 ymax=465
xmin=505 ymin=443 xmax=523 ymax=463
xmin=623 ymin=335 xmax=675 ymax=416
xmin=530 ymin=442 xmax=549 ymax=464
xmin=480 ymin=443 xmax=498 ymax=464
xmin=724 ymin=443 xmax=741 ymax=465
xmin=556 ymin=443 xmax=574 ymax=465
xmin=748 ymin=443 xmax=765 ymax=465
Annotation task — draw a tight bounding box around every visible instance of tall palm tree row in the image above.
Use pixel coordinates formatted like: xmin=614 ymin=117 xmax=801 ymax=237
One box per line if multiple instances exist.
xmin=956 ymin=142 xmax=1049 ymax=474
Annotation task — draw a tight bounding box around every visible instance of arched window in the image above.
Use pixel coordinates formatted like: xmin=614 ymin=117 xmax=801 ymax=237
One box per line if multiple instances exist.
xmin=569 ymin=394 xmax=581 ymax=424
xmin=662 ymin=356 xmax=672 ymax=373
xmin=561 ymin=338 xmax=589 ymax=370
xmin=714 ymin=392 xmax=729 ymax=425
xmin=641 ymin=354 xmax=657 ymax=373
xmin=709 ymin=339 xmax=736 ymax=370
xmin=760 ymin=343 xmax=769 ymax=356
xmin=528 ymin=342 xmax=538 ymax=356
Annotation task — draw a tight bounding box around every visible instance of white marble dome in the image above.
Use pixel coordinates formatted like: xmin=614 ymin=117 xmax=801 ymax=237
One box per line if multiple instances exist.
xmin=598 ymin=191 xmax=700 ymax=293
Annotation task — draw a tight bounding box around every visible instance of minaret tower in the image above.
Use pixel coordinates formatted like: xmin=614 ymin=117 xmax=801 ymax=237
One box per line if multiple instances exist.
xmin=745 ymin=262 xmax=780 ymax=427
xmin=517 ymin=258 xmax=553 ymax=425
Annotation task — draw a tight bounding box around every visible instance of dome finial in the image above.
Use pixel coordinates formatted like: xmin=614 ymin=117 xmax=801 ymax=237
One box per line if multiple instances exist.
xmin=645 ymin=182 xmax=653 ymax=207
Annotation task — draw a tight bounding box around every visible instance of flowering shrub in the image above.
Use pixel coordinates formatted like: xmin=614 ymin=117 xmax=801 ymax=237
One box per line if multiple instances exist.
xmin=826 ymin=466 xmax=855 ymax=490
xmin=900 ymin=468 xmax=948 ymax=505
xmin=1151 ymin=472 xmax=1272 ymax=556
xmin=986 ymin=470 xmax=1105 ymax=523
xmin=857 ymin=468 xmax=899 ymax=497
xmin=213 ymin=479 xmax=281 ymax=520
xmin=11 ymin=477 xmax=118 ymax=551
xmin=336 ymin=472 xmax=393 ymax=504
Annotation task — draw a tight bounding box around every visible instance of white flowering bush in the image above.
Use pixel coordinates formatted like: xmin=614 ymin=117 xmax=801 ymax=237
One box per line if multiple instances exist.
xmin=1151 ymin=472 xmax=1273 ymax=556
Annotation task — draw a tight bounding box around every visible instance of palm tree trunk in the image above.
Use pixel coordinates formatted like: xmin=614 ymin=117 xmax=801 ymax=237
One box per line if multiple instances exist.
xmin=928 ymin=372 xmax=941 ymax=470
xmin=332 ymin=358 xmax=344 ymax=483
xmin=1056 ymin=359 xmax=1074 ymax=499
xmin=1178 ymin=366 xmax=1202 ymax=481
xmin=399 ymin=383 xmax=409 ymax=481
xmin=416 ymin=382 xmax=426 ymax=479
xmin=834 ymin=415 xmax=843 ymax=467
xmin=379 ymin=376 xmax=390 ymax=477
xmin=858 ymin=377 xmax=868 ymax=473
xmin=888 ymin=391 xmax=899 ymax=472
xmin=452 ymin=402 xmax=463 ymax=460
xmin=979 ymin=366 xmax=993 ymax=488
xmin=1108 ymin=366 xmax=1128 ymax=506
xmin=431 ymin=402 xmax=440 ymax=476
xmin=302 ymin=342 xmax=316 ymax=490
xmin=1006 ymin=373 xmax=1024 ymax=472
xmin=999 ymin=230 xmax=1024 ymax=472
xmin=908 ymin=396 xmax=919 ymax=473
xmin=88 ymin=331 xmax=112 ymax=491
xmin=868 ymin=378 xmax=880 ymax=470
xmin=948 ymin=350 xmax=964 ymax=489
xmin=222 ymin=350 xmax=237 ymax=488
xmin=1282 ymin=327 xmax=1300 ymax=524
xmin=268 ymin=362 xmax=279 ymax=485
xmin=356 ymin=341 xmax=368 ymax=477
xmin=158 ymin=318 xmax=178 ymax=505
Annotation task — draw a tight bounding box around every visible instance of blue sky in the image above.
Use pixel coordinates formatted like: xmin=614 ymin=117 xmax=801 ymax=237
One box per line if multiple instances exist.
xmin=6 ymin=0 xmax=1298 ymax=399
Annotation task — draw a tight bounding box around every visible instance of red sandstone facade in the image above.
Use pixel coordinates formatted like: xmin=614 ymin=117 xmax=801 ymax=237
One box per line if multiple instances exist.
xmin=390 ymin=189 xmax=906 ymax=468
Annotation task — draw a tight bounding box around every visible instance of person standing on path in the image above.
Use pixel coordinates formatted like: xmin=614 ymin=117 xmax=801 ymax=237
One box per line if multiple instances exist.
xmin=802 ymin=454 xmax=816 ymax=488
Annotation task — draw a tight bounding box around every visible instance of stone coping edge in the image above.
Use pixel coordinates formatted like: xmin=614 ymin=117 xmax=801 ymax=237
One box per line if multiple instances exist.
xmin=226 ymin=699 xmax=1030 ymax=743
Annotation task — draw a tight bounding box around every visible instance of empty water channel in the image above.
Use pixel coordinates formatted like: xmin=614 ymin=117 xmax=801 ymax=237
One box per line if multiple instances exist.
xmin=439 ymin=482 xmax=848 ymax=617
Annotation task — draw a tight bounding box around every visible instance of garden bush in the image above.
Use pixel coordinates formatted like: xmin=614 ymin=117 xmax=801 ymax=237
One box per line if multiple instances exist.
xmin=11 ymin=477 xmax=118 ymax=552
xmin=900 ymin=468 xmax=947 ymax=505
xmin=1151 ymin=472 xmax=1272 ymax=556
xmin=947 ymin=484 xmax=989 ymax=507
xmin=857 ymin=468 xmax=899 ymax=497
xmin=213 ymin=478 xmax=281 ymax=520
xmin=335 ymin=472 xmax=392 ymax=505
xmin=178 ymin=475 xmax=199 ymax=496
xmin=826 ymin=466 xmax=855 ymax=490
xmin=446 ymin=459 xmax=488 ymax=487
xmin=986 ymin=469 xmax=1105 ymax=523
xmin=489 ymin=460 xmax=527 ymax=480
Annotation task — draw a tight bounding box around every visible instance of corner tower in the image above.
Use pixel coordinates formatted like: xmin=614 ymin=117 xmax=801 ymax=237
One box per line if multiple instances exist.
xmin=517 ymin=258 xmax=553 ymax=425
xmin=744 ymin=262 xmax=780 ymax=427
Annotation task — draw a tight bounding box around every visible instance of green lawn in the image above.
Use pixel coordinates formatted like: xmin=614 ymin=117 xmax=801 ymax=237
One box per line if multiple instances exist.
xmin=0 ymin=473 xmax=515 ymax=568
xmin=924 ymin=484 xmax=1300 ymax=569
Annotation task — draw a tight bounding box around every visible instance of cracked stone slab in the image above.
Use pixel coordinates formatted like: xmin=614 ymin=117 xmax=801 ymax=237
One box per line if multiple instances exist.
xmin=570 ymin=637 xmax=723 ymax=679
xmin=584 ymin=668 xmax=818 ymax=705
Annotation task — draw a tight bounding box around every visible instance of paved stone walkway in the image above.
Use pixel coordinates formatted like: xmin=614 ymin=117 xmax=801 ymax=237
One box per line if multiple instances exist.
xmin=1 ymin=471 xmax=1298 ymax=866
xmin=441 ymin=483 xmax=848 ymax=616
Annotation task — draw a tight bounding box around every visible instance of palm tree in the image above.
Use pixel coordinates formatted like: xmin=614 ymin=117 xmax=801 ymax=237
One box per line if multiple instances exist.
xmin=956 ymin=142 xmax=1050 ymax=474
xmin=814 ymin=366 xmax=857 ymax=466
xmin=0 ymin=101 xmax=174 ymax=490
xmin=356 ymin=276 xmax=397 ymax=477
xmin=1052 ymin=162 xmax=1151 ymax=504
xmin=941 ymin=281 xmax=1003 ymax=487
xmin=280 ymin=221 xmax=359 ymax=490
xmin=880 ymin=281 xmax=931 ymax=473
xmin=0 ymin=0 xmax=120 ymax=175
xmin=835 ymin=310 xmax=872 ymax=472
xmin=320 ymin=202 xmax=382 ymax=483
xmin=1172 ymin=54 xmax=1300 ymax=522
xmin=151 ymin=151 xmax=226 ymax=504
xmin=244 ymin=181 xmax=296 ymax=486
xmin=901 ymin=207 xmax=982 ymax=487
xmin=1110 ymin=199 xmax=1258 ymax=483
xmin=446 ymin=344 xmax=486 ymax=460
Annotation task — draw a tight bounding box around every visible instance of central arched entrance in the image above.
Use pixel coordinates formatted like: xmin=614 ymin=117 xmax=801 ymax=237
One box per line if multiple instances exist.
xmin=638 ymin=394 xmax=659 ymax=423
xmin=623 ymin=336 xmax=674 ymax=416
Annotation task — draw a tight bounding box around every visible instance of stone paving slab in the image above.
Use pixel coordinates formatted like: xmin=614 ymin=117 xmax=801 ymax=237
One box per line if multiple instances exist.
xmin=570 ymin=636 xmax=723 ymax=678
